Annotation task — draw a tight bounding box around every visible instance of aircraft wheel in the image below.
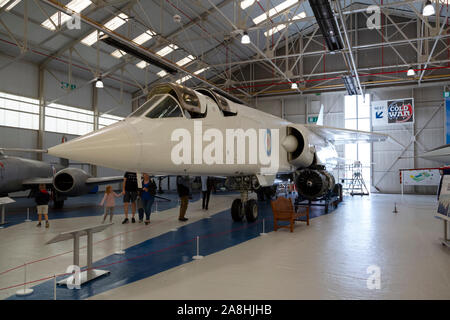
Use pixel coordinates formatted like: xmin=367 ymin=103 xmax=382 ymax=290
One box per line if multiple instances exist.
xmin=231 ymin=199 xmax=244 ymax=222
xmin=245 ymin=199 xmax=258 ymax=222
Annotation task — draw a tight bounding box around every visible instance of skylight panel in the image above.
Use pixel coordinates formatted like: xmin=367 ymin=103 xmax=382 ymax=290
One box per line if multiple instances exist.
xmin=157 ymin=70 xmax=168 ymax=77
xmin=176 ymin=75 xmax=192 ymax=84
xmin=263 ymin=11 xmax=306 ymax=36
xmin=133 ymin=30 xmax=156 ymax=45
xmin=41 ymin=0 xmax=92 ymax=31
xmin=194 ymin=67 xmax=209 ymax=75
xmin=0 ymin=0 xmax=20 ymax=11
xmin=156 ymin=44 xmax=178 ymax=57
xmin=136 ymin=61 xmax=149 ymax=69
xmin=81 ymin=13 xmax=128 ymax=46
xmin=253 ymin=0 xmax=299 ymax=25
xmin=110 ymin=30 xmax=155 ymax=58
xmin=176 ymin=55 xmax=195 ymax=67
xmin=241 ymin=0 xmax=255 ymax=9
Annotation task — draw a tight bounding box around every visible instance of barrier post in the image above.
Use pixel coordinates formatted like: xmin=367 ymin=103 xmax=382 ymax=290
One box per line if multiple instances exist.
xmin=16 ymin=262 xmax=33 ymax=296
xmin=260 ymin=218 xmax=268 ymax=236
xmin=393 ymin=202 xmax=398 ymax=214
xmin=25 ymin=208 xmax=32 ymax=222
xmin=192 ymin=236 xmax=204 ymax=260
xmin=54 ymin=274 xmax=56 ymax=300
xmin=155 ymin=201 xmax=158 ymax=213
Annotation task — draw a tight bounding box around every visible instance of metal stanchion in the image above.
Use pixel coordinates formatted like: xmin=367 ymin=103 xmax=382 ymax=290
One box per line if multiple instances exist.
xmin=16 ymin=262 xmax=33 ymax=296
xmin=115 ymin=234 xmax=125 ymax=255
xmin=192 ymin=236 xmax=204 ymax=260
xmin=25 ymin=208 xmax=32 ymax=222
xmin=154 ymin=201 xmax=158 ymax=213
xmin=393 ymin=203 xmax=398 ymax=214
xmin=54 ymin=274 xmax=56 ymax=300
xmin=260 ymin=218 xmax=268 ymax=236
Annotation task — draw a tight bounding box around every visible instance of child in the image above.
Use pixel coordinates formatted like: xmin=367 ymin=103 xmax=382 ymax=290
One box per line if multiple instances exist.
xmin=35 ymin=184 xmax=50 ymax=228
xmin=100 ymin=185 xmax=122 ymax=223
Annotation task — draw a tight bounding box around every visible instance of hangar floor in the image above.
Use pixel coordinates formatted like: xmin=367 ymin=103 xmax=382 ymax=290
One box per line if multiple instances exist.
xmin=0 ymin=192 xmax=449 ymax=300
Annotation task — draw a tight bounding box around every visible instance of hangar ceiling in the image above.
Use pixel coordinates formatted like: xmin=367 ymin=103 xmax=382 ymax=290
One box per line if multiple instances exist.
xmin=0 ymin=0 xmax=449 ymax=104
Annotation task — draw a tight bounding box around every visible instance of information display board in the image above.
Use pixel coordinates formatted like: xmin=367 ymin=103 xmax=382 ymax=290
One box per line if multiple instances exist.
xmin=372 ymin=98 xmax=414 ymax=127
xmin=402 ymin=169 xmax=441 ymax=186
xmin=437 ymin=174 xmax=450 ymax=218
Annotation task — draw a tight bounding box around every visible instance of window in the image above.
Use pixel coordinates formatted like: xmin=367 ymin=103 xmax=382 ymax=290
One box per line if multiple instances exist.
xmin=344 ymin=94 xmax=371 ymax=187
xmin=99 ymin=114 xmax=124 ymax=129
xmin=45 ymin=103 xmax=94 ymax=135
xmin=128 ymin=95 xmax=164 ymax=118
xmin=0 ymin=91 xmax=39 ymax=130
xmin=146 ymin=95 xmax=183 ymax=119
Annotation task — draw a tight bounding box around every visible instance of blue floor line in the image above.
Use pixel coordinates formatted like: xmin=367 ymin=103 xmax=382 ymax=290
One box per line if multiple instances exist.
xmin=5 ymin=195 xmax=337 ymax=300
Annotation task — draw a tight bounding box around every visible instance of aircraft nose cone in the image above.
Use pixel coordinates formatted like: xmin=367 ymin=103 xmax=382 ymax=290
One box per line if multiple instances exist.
xmin=48 ymin=121 xmax=139 ymax=170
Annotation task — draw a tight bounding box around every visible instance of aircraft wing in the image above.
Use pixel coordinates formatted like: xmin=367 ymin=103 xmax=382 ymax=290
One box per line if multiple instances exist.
xmin=303 ymin=125 xmax=389 ymax=145
xmin=22 ymin=178 xmax=53 ymax=187
xmin=86 ymin=176 xmax=124 ymax=185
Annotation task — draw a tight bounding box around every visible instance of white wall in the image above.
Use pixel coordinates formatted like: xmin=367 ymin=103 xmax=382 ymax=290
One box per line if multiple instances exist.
xmin=0 ymin=58 xmax=134 ymax=191
xmin=254 ymin=84 xmax=445 ymax=194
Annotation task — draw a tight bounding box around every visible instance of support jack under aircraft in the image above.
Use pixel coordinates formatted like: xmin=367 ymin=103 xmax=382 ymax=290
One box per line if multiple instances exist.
xmin=46 ymin=83 xmax=389 ymax=222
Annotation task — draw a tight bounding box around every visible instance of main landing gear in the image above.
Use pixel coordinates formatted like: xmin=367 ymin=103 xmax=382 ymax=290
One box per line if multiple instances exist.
xmin=227 ymin=176 xmax=259 ymax=222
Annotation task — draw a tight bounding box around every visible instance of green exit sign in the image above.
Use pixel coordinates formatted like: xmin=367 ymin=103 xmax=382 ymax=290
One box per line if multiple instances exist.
xmin=308 ymin=116 xmax=318 ymax=123
xmin=61 ymin=81 xmax=77 ymax=90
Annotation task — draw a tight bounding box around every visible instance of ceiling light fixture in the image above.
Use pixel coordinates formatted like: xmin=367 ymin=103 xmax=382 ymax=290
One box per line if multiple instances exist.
xmin=291 ymin=82 xmax=298 ymax=89
xmin=407 ymin=67 xmax=416 ymax=76
xmin=241 ymin=32 xmax=250 ymax=44
xmin=423 ymin=0 xmax=435 ymax=16
xmin=95 ymin=78 xmax=104 ymax=88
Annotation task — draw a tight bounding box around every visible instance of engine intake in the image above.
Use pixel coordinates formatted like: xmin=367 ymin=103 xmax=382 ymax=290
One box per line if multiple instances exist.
xmin=282 ymin=126 xmax=314 ymax=168
xmin=295 ymin=166 xmax=335 ymax=200
xmin=53 ymin=168 xmax=92 ymax=196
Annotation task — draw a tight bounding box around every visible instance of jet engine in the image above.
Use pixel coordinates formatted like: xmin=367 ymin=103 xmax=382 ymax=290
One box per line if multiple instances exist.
xmin=295 ymin=165 xmax=335 ymax=200
xmin=281 ymin=126 xmax=315 ymax=168
xmin=53 ymin=168 xmax=92 ymax=196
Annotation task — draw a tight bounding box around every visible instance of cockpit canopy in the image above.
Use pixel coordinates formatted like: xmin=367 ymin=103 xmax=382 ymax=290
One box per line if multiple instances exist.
xmin=128 ymin=83 xmax=240 ymax=119
xmin=128 ymin=83 xmax=206 ymax=119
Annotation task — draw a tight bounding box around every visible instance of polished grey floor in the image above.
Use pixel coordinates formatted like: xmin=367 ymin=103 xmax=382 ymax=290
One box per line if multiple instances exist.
xmin=1 ymin=193 xmax=449 ymax=299
xmin=90 ymin=193 xmax=450 ymax=300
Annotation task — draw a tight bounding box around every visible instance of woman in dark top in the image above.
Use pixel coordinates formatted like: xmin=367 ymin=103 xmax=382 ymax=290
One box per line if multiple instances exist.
xmin=138 ymin=173 xmax=157 ymax=225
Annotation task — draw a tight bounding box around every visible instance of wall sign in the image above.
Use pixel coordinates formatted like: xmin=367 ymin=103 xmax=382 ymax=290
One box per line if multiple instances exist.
xmin=371 ymin=98 xmax=414 ymax=127
xmin=402 ymin=169 xmax=440 ymax=186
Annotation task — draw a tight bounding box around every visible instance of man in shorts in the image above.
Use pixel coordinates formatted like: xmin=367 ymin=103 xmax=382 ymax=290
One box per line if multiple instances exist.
xmin=122 ymin=171 xmax=138 ymax=224
xmin=35 ymin=183 xmax=50 ymax=228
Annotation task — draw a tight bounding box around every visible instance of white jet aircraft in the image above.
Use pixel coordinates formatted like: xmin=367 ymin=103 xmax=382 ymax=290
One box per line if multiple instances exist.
xmin=48 ymin=83 xmax=388 ymax=222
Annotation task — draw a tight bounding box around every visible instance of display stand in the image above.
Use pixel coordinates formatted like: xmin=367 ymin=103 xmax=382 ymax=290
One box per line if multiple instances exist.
xmin=46 ymin=223 xmax=113 ymax=286
xmin=0 ymin=197 xmax=15 ymax=228
xmin=435 ymin=215 xmax=450 ymax=247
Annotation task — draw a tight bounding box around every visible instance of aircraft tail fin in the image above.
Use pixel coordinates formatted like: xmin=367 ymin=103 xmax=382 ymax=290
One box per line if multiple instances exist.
xmin=316 ymin=104 xmax=324 ymax=126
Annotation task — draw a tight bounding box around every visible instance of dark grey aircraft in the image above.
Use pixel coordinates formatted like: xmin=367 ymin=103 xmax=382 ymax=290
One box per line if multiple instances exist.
xmin=0 ymin=150 xmax=123 ymax=208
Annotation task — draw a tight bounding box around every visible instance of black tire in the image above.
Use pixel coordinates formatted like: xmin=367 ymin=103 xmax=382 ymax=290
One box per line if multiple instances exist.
xmin=231 ymin=199 xmax=244 ymax=222
xmin=53 ymin=200 xmax=64 ymax=209
xmin=245 ymin=199 xmax=258 ymax=222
